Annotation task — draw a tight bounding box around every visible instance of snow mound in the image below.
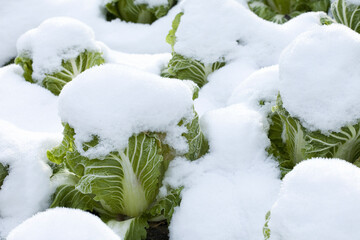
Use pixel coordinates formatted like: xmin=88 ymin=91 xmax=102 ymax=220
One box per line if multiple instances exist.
xmin=0 ymin=120 xmax=60 ymax=238
xmin=0 ymin=65 xmax=62 ymax=133
xmin=164 ymin=104 xmax=281 ymax=240
xmin=268 ymin=158 xmax=360 ymax=240
xmin=7 ymin=208 xmax=121 ymax=240
xmin=279 ymin=24 xmax=360 ymax=132
xmin=17 ymin=17 xmax=101 ymax=82
xmin=59 ymin=63 xmax=194 ymax=158
xmin=228 ymin=65 xmax=279 ymax=116
xmin=174 ymin=0 xmax=324 ymax=65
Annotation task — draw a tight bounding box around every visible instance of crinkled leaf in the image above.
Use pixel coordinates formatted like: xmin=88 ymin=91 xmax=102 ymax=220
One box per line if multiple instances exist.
xmin=47 ymin=123 xmax=75 ymax=165
xmin=248 ymin=0 xmax=330 ymax=24
xmin=271 ymin=94 xmax=360 ymax=177
xmin=161 ymin=53 xmax=225 ymax=88
xmin=15 ymin=50 xmax=104 ymax=95
xmin=145 ymin=187 xmax=182 ymax=223
xmin=71 ymin=133 xmax=166 ymax=217
xmin=14 ymin=56 xmax=34 ymax=83
xmin=108 ymin=217 xmax=148 ymax=240
xmin=0 ymin=163 xmax=9 ymax=189
xmin=183 ymin=112 xmax=209 ymax=160
xmin=106 ymin=0 xmax=176 ymax=24
xmin=332 ymin=0 xmax=360 ymax=33
xmin=263 ymin=211 xmax=271 ymax=240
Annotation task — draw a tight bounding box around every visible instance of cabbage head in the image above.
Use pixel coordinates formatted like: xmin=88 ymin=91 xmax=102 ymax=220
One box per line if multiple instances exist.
xmin=248 ymin=0 xmax=331 ymax=24
xmin=268 ymin=95 xmax=360 ymax=177
xmin=105 ymin=0 xmax=177 ymax=24
xmin=15 ymin=50 xmax=104 ymax=96
xmin=161 ymin=12 xmax=225 ymax=88
xmin=48 ymin=108 xmax=208 ymax=240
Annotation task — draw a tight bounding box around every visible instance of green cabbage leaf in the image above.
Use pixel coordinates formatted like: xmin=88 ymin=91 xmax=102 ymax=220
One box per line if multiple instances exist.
xmin=15 ymin=50 xmax=104 ymax=96
xmin=268 ymin=95 xmax=360 ymax=177
xmin=331 ymin=0 xmax=360 ymax=33
xmin=106 ymin=0 xmax=177 ymax=24
xmin=248 ymin=0 xmax=331 ymax=24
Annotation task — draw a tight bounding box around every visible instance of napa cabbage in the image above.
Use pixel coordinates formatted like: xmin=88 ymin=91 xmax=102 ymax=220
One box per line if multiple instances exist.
xmin=105 ymin=0 xmax=177 ymax=24
xmin=161 ymin=12 xmax=225 ymax=88
xmin=248 ymin=0 xmax=331 ymax=24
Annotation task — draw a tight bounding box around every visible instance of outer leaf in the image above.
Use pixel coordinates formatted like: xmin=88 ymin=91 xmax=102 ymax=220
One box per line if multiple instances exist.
xmin=166 ymin=12 xmax=183 ymax=51
xmin=161 ymin=53 xmax=225 ymax=88
xmin=0 ymin=163 xmax=9 ymax=189
xmin=72 ymin=133 xmax=166 ymax=217
xmin=106 ymin=0 xmax=176 ymax=24
xmin=263 ymin=211 xmax=271 ymax=240
xmin=42 ymin=51 xmax=104 ymax=95
xmin=272 ymin=95 xmax=360 ymax=177
xmin=14 ymin=56 xmax=34 ymax=83
xmin=145 ymin=187 xmax=182 ymax=223
xmin=108 ymin=217 xmax=148 ymax=240
xmin=15 ymin=51 xmax=104 ymax=96
xmin=182 ymin=111 xmax=209 ymax=161
xmin=248 ymin=0 xmax=330 ymax=24
xmin=47 ymin=123 xmax=76 ymax=165
xmin=332 ymin=0 xmax=360 ymax=33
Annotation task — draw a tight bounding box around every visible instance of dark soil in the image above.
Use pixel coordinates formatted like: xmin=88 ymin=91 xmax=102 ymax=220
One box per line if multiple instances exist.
xmin=146 ymin=221 xmax=169 ymax=240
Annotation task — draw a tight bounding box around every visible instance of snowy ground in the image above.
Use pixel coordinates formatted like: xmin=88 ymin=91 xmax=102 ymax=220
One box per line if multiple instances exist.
xmin=1 ymin=0 xmax=360 ymax=240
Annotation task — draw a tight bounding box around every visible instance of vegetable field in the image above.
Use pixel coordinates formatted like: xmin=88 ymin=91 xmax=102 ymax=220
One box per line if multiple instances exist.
xmin=1 ymin=0 xmax=360 ymax=239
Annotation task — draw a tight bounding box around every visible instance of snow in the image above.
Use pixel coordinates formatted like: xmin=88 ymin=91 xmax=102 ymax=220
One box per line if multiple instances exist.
xmin=58 ymin=64 xmax=194 ymax=158
xmin=0 ymin=120 xmax=61 ymax=238
xmin=164 ymin=104 xmax=281 ymax=240
xmin=0 ymin=0 xmax=178 ymax=66
xmin=228 ymin=65 xmax=280 ymax=116
xmin=7 ymin=208 xmax=121 ymax=240
xmin=134 ymin=0 xmax=170 ymax=7
xmin=174 ymin=0 xmax=325 ymax=65
xmin=0 ymin=65 xmax=62 ymax=133
xmin=268 ymin=158 xmax=360 ymax=240
xmin=279 ymin=24 xmax=360 ymax=132
xmin=17 ymin=17 xmax=101 ymax=82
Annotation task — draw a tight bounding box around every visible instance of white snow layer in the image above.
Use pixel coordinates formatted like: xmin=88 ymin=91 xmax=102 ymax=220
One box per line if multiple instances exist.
xmin=58 ymin=64 xmax=194 ymax=158
xmin=0 ymin=121 xmax=61 ymax=238
xmin=0 ymin=0 xmax=178 ymax=66
xmin=174 ymin=0 xmax=325 ymax=65
xmin=164 ymin=104 xmax=281 ymax=240
xmin=7 ymin=208 xmax=121 ymax=240
xmin=134 ymin=0 xmax=169 ymax=7
xmin=0 ymin=65 xmax=62 ymax=133
xmin=279 ymin=24 xmax=360 ymax=132
xmin=228 ymin=65 xmax=280 ymax=116
xmin=17 ymin=17 xmax=101 ymax=82
xmin=268 ymin=158 xmax=360 ymax=240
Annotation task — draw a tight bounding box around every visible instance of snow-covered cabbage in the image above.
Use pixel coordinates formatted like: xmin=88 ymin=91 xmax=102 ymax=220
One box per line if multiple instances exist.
xmin=332 ymin=0 xmax=360 ymax=33
xmin=105 ymin=0 xmax=177 ymax=24
xmin=267 ymin=25 xmax=360 ymax=177
xmin=47 ymin=64 xmax=208 ymax=240
xmin=264 ymin=158 xmax=360 ymax=240
xmin=248 ymin=0 xmax=331 ymax=24
xmin=161 ymin=12 xmax=225 ymax=88
xmin=15 ymin=17 xmax=104 ymax=96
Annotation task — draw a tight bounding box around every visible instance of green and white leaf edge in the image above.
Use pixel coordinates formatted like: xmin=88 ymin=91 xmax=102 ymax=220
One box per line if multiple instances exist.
xmin=15 ymin=50 xmax=104 ymax=96
xmin=332 ymin=0 xmax=360 ymax=33
xmin=269 ymin=95 xmax=360 ymax=177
